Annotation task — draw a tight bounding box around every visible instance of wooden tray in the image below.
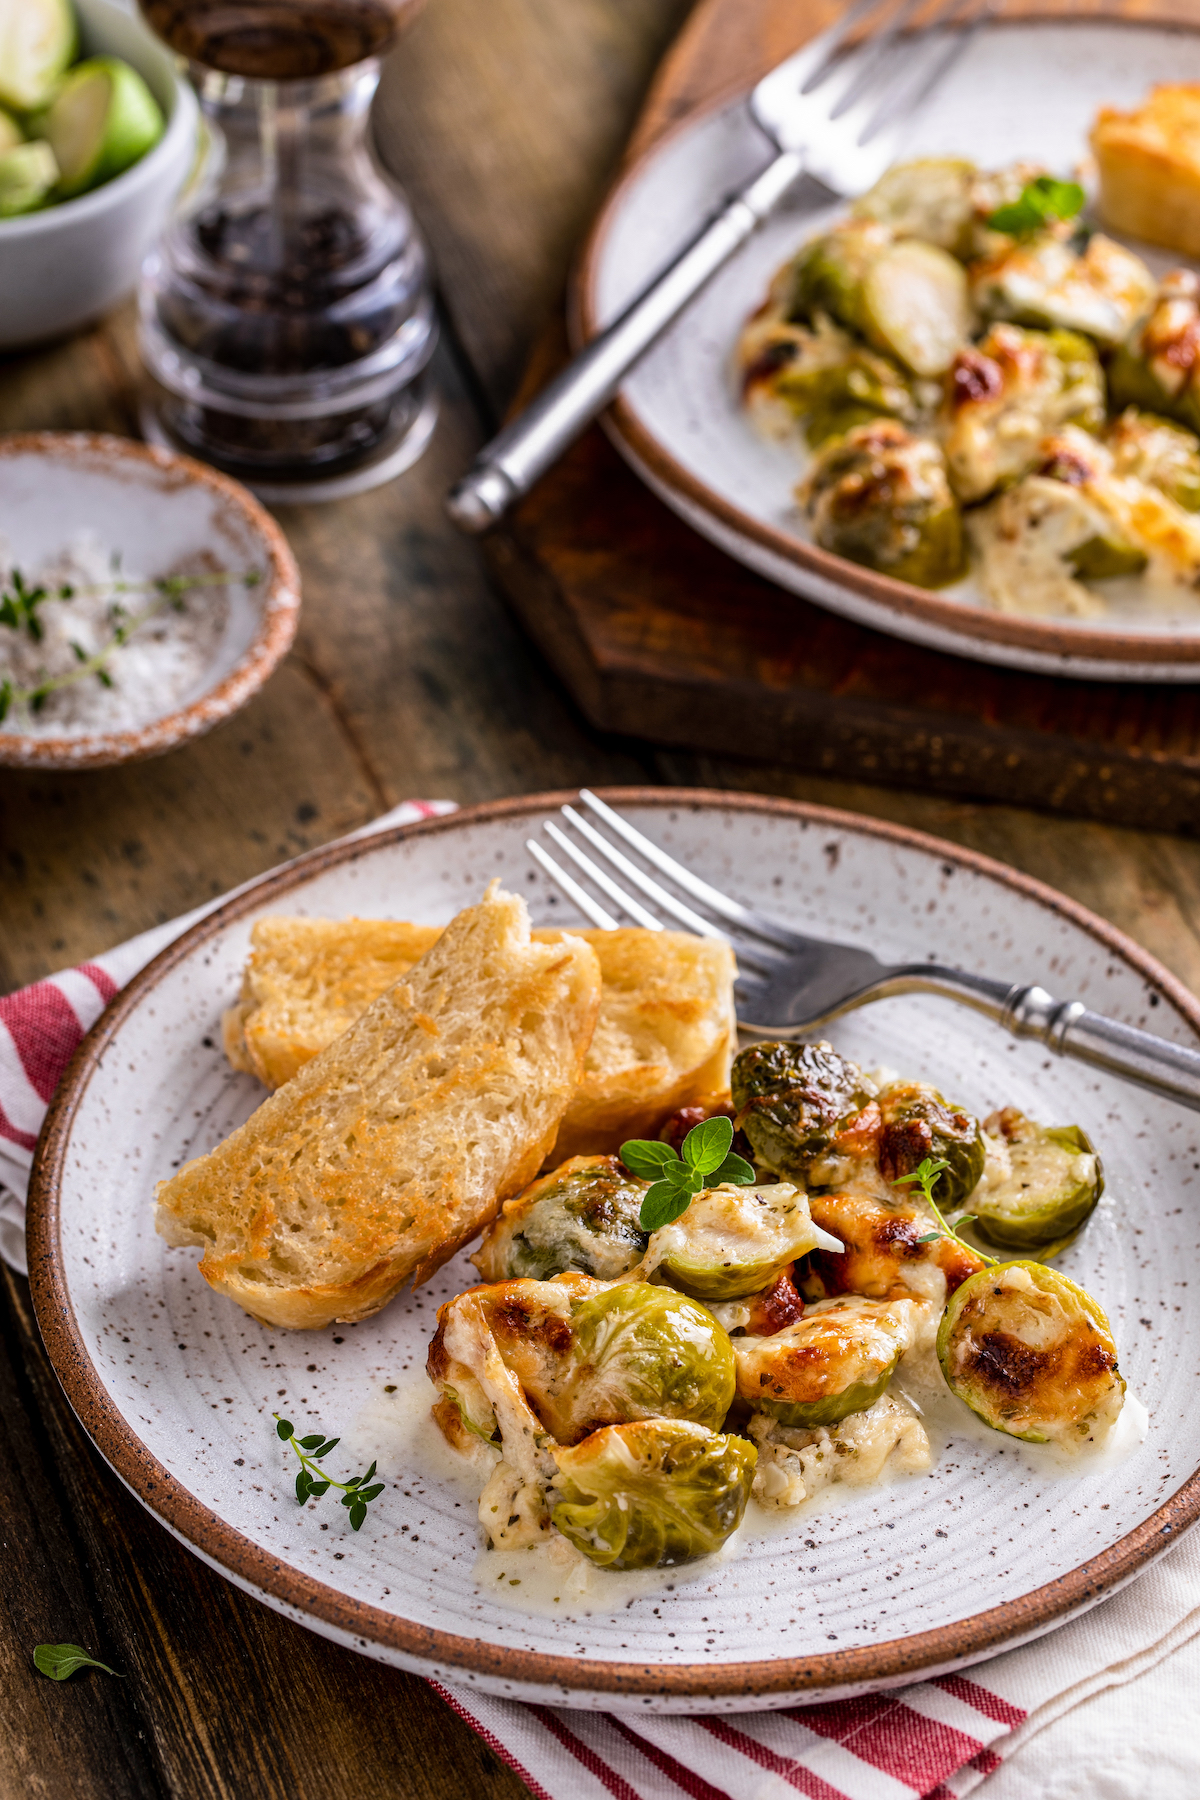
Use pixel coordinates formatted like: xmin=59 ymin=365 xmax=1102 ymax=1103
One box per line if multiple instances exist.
xmin=484 ymin=0 xmax=1200 ymax=837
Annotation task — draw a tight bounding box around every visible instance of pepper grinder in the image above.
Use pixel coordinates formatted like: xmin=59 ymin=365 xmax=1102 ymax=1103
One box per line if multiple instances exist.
xmin=137 ymin=1 xmax=436 ymax=501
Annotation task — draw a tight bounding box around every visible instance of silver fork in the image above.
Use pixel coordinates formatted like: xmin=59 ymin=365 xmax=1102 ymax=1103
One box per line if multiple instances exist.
xmin=528 ymin=791 xmax=1200 ymax=1113
xmin=446 ymin=0 xmax=993 ymax=533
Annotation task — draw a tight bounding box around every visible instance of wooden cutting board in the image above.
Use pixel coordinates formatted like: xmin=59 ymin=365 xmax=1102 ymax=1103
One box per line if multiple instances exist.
xmin=484 ymin=0 xmax=1200 ymax=838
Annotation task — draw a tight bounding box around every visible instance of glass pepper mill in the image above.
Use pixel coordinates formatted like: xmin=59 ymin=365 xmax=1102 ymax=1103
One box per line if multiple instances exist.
xmin=136 ymin=1 xmax=436 ymax=501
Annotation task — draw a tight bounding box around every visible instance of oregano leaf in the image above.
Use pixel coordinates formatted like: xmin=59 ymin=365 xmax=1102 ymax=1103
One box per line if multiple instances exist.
xmin=34 ymin=1643 xmax=122 ymax=1681
xmin=681 ymin=1115 xmax=734 ymax=1174
xmin=619 ymin=1138 xmax=679 ymax=1179
xmin=639 ymin=1177 xmax=697 ymax=1231
xmin=713 ymin=1150 xmax=756 ymax=1186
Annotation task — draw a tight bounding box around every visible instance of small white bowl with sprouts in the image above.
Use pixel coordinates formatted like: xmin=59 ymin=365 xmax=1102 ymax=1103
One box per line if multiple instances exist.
xmin=0 ymin=433 xmax=300 ymax=769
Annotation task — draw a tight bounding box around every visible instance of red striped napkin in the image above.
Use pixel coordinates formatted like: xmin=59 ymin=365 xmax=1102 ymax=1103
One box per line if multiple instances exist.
xmin=3 ymin=798 xmax=1198 ymax=1799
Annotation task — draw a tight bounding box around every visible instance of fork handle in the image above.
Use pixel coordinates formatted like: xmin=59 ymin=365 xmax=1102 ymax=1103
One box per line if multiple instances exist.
xmin=444 ymin=149 xmax=805 ymax=533
xmin=908 ymin=967 xmax=1200 ymax=1111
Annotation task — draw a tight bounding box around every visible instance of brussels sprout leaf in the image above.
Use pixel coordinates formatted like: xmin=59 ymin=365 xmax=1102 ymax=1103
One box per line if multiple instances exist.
xmin=987 ymin=175 xmax=1085 ymax=237
xmin=274 ymin=1415 xmax=385 ymax=1530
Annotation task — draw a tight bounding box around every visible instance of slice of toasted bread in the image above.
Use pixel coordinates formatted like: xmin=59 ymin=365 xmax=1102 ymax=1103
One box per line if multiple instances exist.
xmin=224 ymin=920 xmax=735 ymax=1159
xmin=157 ymin=884 xmax=601 ymax=1330
xmin=1093 ymin=85 xmax=1200 ymax=259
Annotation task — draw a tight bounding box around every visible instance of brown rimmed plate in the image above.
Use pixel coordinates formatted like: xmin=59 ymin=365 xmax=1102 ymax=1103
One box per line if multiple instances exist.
xmin=576 ymin=8 xmax=1200 ymax=682
xmin=27 ymin=790 xmax=1200 ymax=1709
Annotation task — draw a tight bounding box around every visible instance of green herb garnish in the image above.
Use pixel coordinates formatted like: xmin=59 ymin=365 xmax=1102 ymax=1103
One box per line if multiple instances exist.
xmin=0 ymin=567 xmax=261 ymax=723
xmin=893 ymin=1155 xmax=996 ymax=1265
xmin=988 ymin=175 xmax=1085 ymax=237
xmin=621 ymin=1116 xmax=755 ymax=1232
xmin=33 ymin=1643 xmax=122 ymax=1681
xmin=274 ymin=1415 xmax=385 ymax=1531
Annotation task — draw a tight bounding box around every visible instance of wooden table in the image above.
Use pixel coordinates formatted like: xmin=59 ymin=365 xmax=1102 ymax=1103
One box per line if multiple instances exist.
xmin=5 ymin=1 xmax=1200 ymax=1793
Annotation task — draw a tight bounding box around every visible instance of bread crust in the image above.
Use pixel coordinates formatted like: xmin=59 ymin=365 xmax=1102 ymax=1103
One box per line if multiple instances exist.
xmin=225 ymin=921 xmax=736 ymax=1161
xmin=156 ymin=886 xmax=601 ymax=1330
xmin=1093 ymin=85 xmax=1200 ymax=259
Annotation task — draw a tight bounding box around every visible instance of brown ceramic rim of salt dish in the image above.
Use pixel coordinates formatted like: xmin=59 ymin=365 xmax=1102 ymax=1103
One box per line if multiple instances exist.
xmin=27 ymin=788 xmax=1200 ymax=1700
xmin=574 ymin=7 xmax=1200 ymax=671
xmin=0 ymin=432 xmax=301 ymax=770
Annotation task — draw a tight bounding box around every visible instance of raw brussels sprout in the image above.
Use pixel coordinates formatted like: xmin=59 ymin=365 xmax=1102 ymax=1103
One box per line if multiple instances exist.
xmin=877 ymin=1079 xmax=985 ymax=1207
xmin=799 ymin=420 xmax=967 ymax=590
xmin=969 ymin=230 xmax=1157 ymax=346
xmin=1108 ymin=271 xmax=1200 ymax=438
xmin=732 ymin=1040 xmax=874 ymax=1183
xmin=791 ymin=221 xmax=971 ymax=376
xmin=971 ymin=1109 xmax=1103 ymax=1251
xmin=942 ymin=322 xmax=1105 ymax=504
xmin=1107 ymin=408 xmax=1200 ymax=511
xmin=551 ymin=1418 xmax=756 ymax=1570
xmin=937 ymin=1260 xmax=1125 ymax=1446
xmin=806 ymin=1184 xmax=985 ymax=1304
xmin=734 ymin=1295 xmax=919 ymax=1428
xmin=472 ymin=1155 xmax=648 ymax=1284
xmin=646 ymin=1182 xmax=843 ymax=1301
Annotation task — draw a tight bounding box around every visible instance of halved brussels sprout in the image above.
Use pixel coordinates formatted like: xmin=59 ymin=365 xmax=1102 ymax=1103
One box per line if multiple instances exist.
xmin=429 ymin=1275 xmax=736 ymax=1448
xmin=970 ymin=231 xmax=1157 ymax=346
xmin=937 ymin=1260 xmax=1125 ymax=1446
xmin=941 ymin=323 xmax=1105 ymax=504
xmin=732 ymin=1040 xmax=874 ymax=1183
xmin=790 ymin=221 xmax=971 ymax=376
xmin=800 ymin=420 xmax=967 ymax=589
xmin=971 ymin=1109 xmax=1103 ymax=1251
xmin=1107 ymin=408 xmax=1200 ymax=512
xmin=551 ymin=1418 xmax=756 ymax=1570
xmin=1108 ymin=271 xmax=1200 ymax=438
xmin=739 ymin=307 xmax=922 ymax=446
xmin=806 ymin=1184 xmax=986 ymax=1306
xmin=472 ymin=1155 xmax=649 ymax=1284
xmin=646 ymin=1182 xmax=842 ymax=1301
xmin=877 ymin=1080 xmax=985 ymax=1207
xmin=734 ymin=1294 xmax=918 ymax=1428
xmin=853 ymin=156 xmax=979 ymax=255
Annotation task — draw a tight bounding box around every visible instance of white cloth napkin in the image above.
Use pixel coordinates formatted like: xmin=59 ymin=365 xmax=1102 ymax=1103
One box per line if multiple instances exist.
xmin=2 ymin=798 xmax=1197 ymax=1798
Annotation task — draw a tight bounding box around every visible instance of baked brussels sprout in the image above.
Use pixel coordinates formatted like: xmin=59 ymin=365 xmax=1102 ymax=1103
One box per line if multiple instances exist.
xmin=739 ymin=307 xmax=922 ymax=446
xmin=877 ymin=1080 xmax=986 ymax=1208
xmin=1107 ymin=408 xmax=1200 ymax=511
xmin=971 ymin=1109 xmax=1103 ymax=1251
xmin=791 ymin=221 xmax=971 ymax=377
xmin=562 ymin=1280 xmax=737 ymax=1440
xmin=853 ymin=157 xmax=1048 ymax=261
xmin=806 ymin=1184 xmax=986 ymax=1305
xmin=941 ymin=322 xmax=1105 ymax=504
xmin=799 ymin=420 xmax=967 ymax=589
xmin=734 ymin=1294 xmax=919 ymax=1428
xmin=1108 ymin=271 xmax=1200 ymax=437
xmin=937 ymin=1260 xmax=1125 ymax=1447
xmin=749 ymin=1391 xmax=931 ymax=1506
xmin=428 ymin=1274 xmax=736 ymax=1449
xmin=551 ymin=1418 xmax=756 ymax=1570
xmin=969 ymin=230 xmax=1157 ymax=346
xmin=646 ymin=1181 xmax=843 ymax=1301
xmin=732 ymin=1040 xmax=874 ymax=1183
xmin=472 ymin=1155 xmax=649 ymax=1284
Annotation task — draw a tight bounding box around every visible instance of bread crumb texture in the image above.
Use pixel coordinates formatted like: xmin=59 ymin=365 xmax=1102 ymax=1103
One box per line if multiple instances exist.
xmin=225 ymin=919 xmax=735 ymax=1161
xmin=157 ymin=884 xmax=601 ymax=1330
xmin=1093 ymin=84 xmax=1200 ymax=258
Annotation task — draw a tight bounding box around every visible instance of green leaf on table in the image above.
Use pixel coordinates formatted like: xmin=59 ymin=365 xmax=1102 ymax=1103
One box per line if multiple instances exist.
xmin=33 ymin=1643 xmax=122 ymax=1681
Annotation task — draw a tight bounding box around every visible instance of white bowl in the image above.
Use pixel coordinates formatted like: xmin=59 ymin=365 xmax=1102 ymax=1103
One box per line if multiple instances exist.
xmin=0 ymin=0 xmax=198 ymax=350
xmin=0 ymin=432 xmax=300 ymax=768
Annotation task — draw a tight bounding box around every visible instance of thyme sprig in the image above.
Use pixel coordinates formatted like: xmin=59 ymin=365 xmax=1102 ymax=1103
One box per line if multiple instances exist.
xmin=274 ymin=1415 xmax=385 ymax=1531
xmin=0 ymin=567 xmax=261 ymax=723
xmin=893 ymin=1155 xmax=996 ymax=1265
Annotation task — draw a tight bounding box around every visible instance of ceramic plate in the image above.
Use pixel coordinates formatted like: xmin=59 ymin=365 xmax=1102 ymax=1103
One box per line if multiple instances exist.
xmin=0 ymin=434 xmax=299 ymax=769
xmin=27 ymin=790 xmax=1200 ymax=1710
xmin=579 ymin=16 xmax=1200 ymax=682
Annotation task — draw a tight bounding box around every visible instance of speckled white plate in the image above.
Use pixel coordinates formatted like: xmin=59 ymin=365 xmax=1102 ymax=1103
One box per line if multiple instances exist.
xmin=0 ymin=434 xmax=299 ymax=769
xmin=578 ymin=16 xmax=1200 ymax=681
xmin=27 ymin=790 xmax=1200 ymax=1710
